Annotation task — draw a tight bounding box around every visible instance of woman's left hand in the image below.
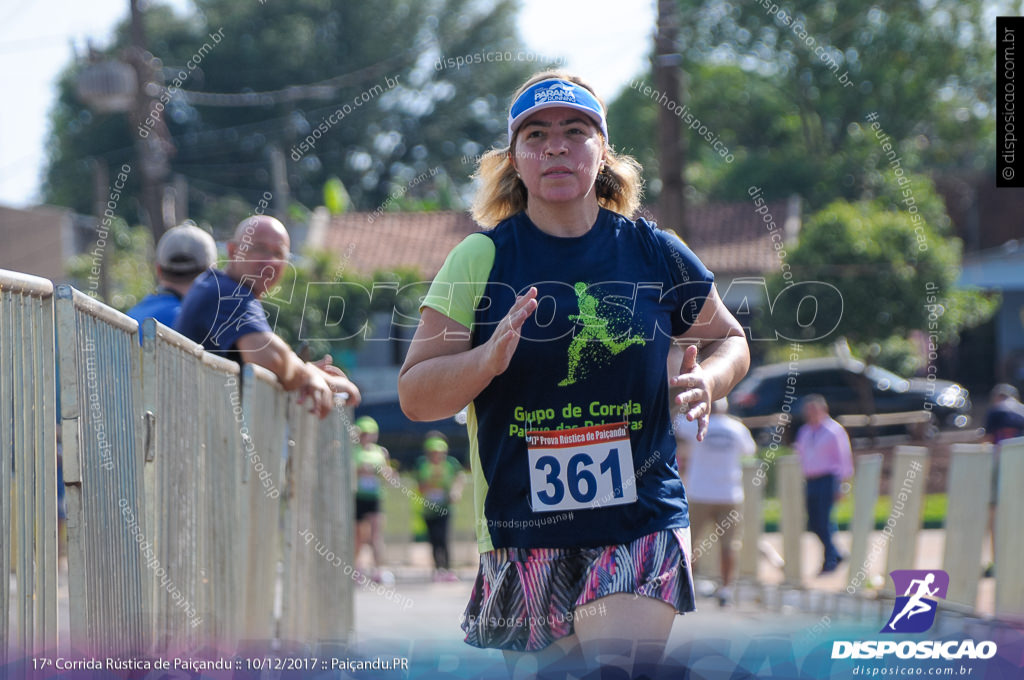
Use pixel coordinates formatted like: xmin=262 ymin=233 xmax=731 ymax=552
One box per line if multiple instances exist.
xmin=670 ymin=344 xmax=713 ymax=441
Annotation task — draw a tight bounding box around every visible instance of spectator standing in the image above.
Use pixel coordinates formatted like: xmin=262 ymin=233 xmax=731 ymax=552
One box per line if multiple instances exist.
xmin=794 ymin=394 xmax=853 ymax=574
xmin=413 ymin=433 xmax=466 ymax=582
xmin=353 ymin=416 xmax=396 ymax=584
xmin=685 ymin=398 xmax=754 ymax=606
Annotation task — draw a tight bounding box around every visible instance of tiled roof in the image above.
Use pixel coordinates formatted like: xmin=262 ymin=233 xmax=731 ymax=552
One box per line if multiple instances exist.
xmin=318 ymin=200 xmax=793 ymax=278
xmin=647 ymin=201 xmax=791 ymax=276
xmin=318 ymin=211 xmax=478 ymax=279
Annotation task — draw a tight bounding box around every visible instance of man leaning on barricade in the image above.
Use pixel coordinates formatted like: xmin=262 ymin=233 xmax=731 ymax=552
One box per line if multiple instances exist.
xmin=175 ymin=214 xmax=360 ymax=417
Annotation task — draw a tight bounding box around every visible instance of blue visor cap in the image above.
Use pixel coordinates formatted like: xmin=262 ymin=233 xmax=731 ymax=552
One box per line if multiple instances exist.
xmin=507 ymin=79 xmax=608 ymax=144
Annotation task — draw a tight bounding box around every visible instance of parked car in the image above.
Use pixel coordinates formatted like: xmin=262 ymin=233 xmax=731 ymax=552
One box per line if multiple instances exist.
xmin=729 ymin=357 xmax=971 ymax=442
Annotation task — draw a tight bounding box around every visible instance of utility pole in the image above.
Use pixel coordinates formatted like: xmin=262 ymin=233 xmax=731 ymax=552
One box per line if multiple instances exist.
xmin=127 ymin=0 xmax=172 ymax=240
xmin=655 ymin=0 xmax=687 ymax=241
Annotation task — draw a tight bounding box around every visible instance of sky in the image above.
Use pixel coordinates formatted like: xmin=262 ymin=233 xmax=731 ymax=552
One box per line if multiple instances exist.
xmin=0 ymin=0 xmax=655 ymax=208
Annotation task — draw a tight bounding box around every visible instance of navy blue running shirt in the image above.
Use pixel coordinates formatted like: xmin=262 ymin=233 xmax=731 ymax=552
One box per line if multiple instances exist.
xmin=422 ymin=208 xmax=715 ymax=551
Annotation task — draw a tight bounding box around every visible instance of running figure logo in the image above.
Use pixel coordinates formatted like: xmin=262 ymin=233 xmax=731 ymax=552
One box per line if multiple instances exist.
xmin=559 ymin=282 xmax=644 ymax=387
xmin=881 ymin=569 xmax=949 ymax=634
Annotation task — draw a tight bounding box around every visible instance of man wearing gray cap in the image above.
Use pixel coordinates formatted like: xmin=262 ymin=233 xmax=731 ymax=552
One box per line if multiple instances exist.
xmin=127 ymin=223 xmax=218 ymax=327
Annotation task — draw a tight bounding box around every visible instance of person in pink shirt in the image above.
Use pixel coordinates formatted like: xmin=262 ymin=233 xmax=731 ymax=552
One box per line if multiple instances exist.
xmin=794 ymin=394 xmax=853 ymax=573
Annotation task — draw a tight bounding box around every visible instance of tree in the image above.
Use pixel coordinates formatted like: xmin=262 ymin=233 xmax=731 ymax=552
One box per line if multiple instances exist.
xmin=608 ymin=62 xmax=805 ymax=204
xmin=265 ymin=249 xmax=425 ymax=364
xmin=43 ymin=0 xmax=543 ymax=229
xmin=65 ymin=219 xmax=156 ymax=309
xmin=764 ymin=193 xmax=997 ymax=372
xmin=607 ymin=0 xmax=996 ymax=208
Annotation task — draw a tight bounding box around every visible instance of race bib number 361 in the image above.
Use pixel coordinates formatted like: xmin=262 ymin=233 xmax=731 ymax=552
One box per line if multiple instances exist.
xmin=526 ymin=422 xmax=637 ymax=513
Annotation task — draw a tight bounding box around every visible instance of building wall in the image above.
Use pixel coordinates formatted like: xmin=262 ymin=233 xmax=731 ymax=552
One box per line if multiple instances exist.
xmin=997 ymin=290 xmax=1024 ymax=386
xmin=0 ymin=205 xmax=71 ymax=281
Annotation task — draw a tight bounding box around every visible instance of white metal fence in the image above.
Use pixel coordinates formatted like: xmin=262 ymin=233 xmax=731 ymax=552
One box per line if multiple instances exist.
xmin=0 ymin=270 xmax=59 ymax=661
xmin=737 ymin=439 xmax=1024 ymax=619
xmin=280 ymin=383 xmax=354 ymax=642
xmin=2 ymin=268 xmax=353 ymax=660
xmin=56 ymin=283 xmax=148 ymax=655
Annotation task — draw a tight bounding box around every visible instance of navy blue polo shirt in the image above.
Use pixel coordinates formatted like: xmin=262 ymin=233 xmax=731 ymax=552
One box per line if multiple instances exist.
xmin=174 ymin=268 xmax=273 ymax=363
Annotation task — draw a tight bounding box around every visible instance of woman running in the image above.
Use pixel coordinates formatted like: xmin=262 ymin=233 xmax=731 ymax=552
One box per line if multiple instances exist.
xmin=398 ymin=71 xmax=749 ymax=676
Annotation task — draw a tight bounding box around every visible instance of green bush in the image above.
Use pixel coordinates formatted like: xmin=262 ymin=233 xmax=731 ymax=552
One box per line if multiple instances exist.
xmin=762 ymin=493 xmax=948 ymax=533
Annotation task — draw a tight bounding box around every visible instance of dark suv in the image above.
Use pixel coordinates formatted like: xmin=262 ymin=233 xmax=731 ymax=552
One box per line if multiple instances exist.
xmin=729 ymin=357 xmax=971 ymax=441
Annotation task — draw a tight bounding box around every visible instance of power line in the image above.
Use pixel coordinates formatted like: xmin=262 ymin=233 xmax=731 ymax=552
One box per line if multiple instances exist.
xmin=172 ymin=44 xmax=421 ymax=107
xmin=26 ymin=78 xmax=415 ymax=172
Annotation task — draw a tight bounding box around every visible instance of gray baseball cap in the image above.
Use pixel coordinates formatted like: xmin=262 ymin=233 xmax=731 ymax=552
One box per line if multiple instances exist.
xmin=156 ymin=224 xmax=217 ymax=274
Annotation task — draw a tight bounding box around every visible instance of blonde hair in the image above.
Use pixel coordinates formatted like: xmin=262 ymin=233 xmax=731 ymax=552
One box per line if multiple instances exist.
xmin=470 ymin=70 xmax=644 ymax=228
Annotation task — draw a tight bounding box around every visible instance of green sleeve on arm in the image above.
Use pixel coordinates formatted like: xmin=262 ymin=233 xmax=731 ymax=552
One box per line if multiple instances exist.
xmin=421 ymin=233 xmax=496 ymax=330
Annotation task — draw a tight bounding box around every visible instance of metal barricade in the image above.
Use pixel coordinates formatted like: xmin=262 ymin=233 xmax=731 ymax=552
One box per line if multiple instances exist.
xmin=0 ymin=270 xmax=58 ymax=660
xmin=942 ymin=444 xmax=993 ymax=609
xmin=777 ymin=456 xmax=805 ymax=586
xmin=847 ymin=453 xmax=882 ymax=592
xmin=141 ymin=317 xmax=202 ymax=652
xmin=236 ymin=362 xmax=287 ymax=640
xmin=994 ymin=436 xmax=1024 ymax=620
xmin=196 ymin=346 xmax=248 ymax=645
xmin=738 ymin=460 xmax=764 ymax=582
xmin=280 ymin=397 xmax=354 ymax=644
xmin=6 ymin=274 xmax=355 ymax=656
xmin=884 ymin=445 xmax=929 ymax=575
xmin=55 ymin=284 xmax=146 ymax=655
xmin=140 ymin=318 xmax=255 ymax=651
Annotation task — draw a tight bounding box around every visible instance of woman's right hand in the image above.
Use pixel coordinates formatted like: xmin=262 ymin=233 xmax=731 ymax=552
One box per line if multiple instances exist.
xmin=481 ymin=287 xmax=538 ymax=377
xmin=399 ymin=290 xmax=537 ymax=422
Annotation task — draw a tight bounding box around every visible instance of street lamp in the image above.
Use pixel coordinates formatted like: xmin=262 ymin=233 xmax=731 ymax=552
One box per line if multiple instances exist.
xmin=75 ymin=58 xmax=137 ymax=113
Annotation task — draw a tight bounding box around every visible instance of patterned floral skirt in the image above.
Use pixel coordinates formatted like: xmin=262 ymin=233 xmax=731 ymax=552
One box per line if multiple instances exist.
xmin=460 ymin=528 xmax=695 ymax=652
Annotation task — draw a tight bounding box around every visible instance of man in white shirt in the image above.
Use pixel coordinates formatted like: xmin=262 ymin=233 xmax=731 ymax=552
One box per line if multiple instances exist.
xmin=684 ymin=398 xmax=756 ymax=606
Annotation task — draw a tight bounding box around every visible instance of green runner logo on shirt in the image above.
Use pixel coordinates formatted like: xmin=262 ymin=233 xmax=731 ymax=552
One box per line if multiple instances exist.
xmin=559 ymin=282 xmax=645 ymax=386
